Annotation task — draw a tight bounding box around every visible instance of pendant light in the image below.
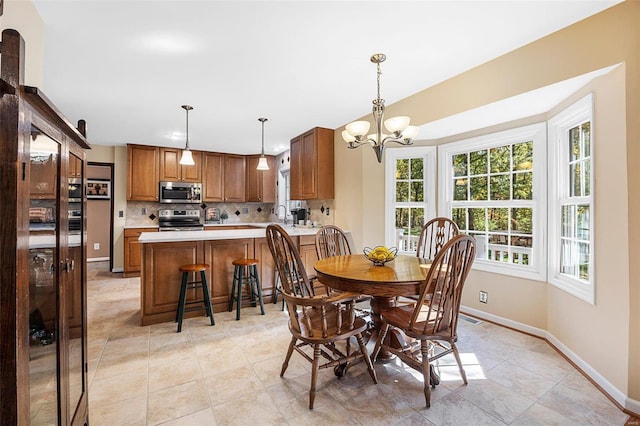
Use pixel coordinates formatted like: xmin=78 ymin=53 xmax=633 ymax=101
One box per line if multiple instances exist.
xmin=256 ymin=117 xmax=269 ymax=170
xmin=179 ymin=105 xmax=195 ymax=166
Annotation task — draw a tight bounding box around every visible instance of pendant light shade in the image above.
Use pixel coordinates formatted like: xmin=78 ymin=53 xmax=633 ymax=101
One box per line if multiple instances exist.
xmin=179 ymin=105 xmax=195 ymax=166
xmin=257 ymin=117 xmax=270 ymax=170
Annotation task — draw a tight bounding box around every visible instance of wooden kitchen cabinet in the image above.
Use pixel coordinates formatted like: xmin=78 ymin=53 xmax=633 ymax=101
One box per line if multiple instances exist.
xmin=159 ymin=147 xmax=202 ymax=183
xmin=298 ymin=235 xmax=325 ymax=295
xmin=290 ymin=127 xmax=334 ymax=200
xmin=124 ymin=227 xmax=158 ymax=277
xmin=224 ymin=154 xmax=246 ymax=202
xmin=255 ymin=237 xmax=277 ymax=300
xmin=246 ymin=155 xmax=276 ymax=202
xmin=203 ymin=238 xmax=254 ymax=309
xmin=203 ymin=152 xmax=246 ymax=202
xmin=127 ymin=144 xmax=160 ymax=201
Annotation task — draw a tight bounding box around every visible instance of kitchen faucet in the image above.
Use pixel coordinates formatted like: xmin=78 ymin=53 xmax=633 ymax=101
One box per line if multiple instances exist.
xmin=276 ymin=205 xmax=289 ymax=225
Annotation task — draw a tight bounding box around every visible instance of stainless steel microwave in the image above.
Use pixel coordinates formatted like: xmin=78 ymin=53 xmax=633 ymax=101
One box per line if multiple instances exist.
xmin=159 ymin=181 xmax=202 ymax=204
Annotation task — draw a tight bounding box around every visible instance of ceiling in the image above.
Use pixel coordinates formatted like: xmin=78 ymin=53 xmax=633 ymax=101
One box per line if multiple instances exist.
xmin=31 ymin=0 xmax=621 ymax=155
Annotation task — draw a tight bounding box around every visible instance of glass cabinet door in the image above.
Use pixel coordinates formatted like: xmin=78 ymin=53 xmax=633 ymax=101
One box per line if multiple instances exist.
xmin=67 ymin=152 xmax=86 ymax=421
xmin=28 ymin=125 xmax=60 ymax=425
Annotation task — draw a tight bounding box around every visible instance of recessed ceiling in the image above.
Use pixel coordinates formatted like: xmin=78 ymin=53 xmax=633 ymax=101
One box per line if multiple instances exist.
xmin=31 ymin=0 xmax=622 ymax=154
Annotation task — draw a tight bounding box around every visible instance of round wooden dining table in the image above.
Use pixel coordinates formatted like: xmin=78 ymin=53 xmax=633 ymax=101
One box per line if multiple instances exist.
xmin=314 ymin=254 xmax=431 ymax=360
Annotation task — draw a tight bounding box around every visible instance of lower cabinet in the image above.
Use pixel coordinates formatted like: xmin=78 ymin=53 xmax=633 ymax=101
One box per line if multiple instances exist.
xmin=255 ymin=237 xmax=277 ymax=301
xmin=298 ymin=235 xmax=325 ymax=295
xmin=203 ymin=238 xmax=253 ymax=308
xmin=124 ymin=228 xmax=157 ymax=277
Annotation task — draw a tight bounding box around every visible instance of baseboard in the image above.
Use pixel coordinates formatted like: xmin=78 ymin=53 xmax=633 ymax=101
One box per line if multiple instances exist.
xmin=87 ymin=257 xmax=109 ymax=262
xmin=461 ymin=305 xmax=639 ymax=416
xmin=112 ymin=267 xmax=124 ymax=273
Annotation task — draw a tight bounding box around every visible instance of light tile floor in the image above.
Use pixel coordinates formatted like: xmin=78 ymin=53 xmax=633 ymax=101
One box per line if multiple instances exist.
xmin=86 ymin=262 xmax=631 ymax=425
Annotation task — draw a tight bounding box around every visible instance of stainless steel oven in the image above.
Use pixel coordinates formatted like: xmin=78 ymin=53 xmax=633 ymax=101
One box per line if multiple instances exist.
xmin=158 ymin=209 xmax=204 ymax=231
xmin=159 ymin=181 xmax=202 ymax=204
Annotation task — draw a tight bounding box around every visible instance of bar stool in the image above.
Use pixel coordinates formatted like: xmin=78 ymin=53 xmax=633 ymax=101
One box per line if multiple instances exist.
xmin=176 ymin=263 xmax=214 ymax=333
xmin=229 ymin=258 xmax=265 ymax=320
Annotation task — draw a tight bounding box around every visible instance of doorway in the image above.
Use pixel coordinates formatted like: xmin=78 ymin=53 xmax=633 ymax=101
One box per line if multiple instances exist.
xmin=87 ymin=162 xmax=114 ymax=271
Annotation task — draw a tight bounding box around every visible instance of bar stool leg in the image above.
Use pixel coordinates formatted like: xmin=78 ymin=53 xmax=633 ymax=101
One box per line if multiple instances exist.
xmin=229 ymin=266 xmax=238 ymax=313
xmin=177 ymin=272 xmax=188 ymax=333
xmin=252 ymin=265 xmax=265 ymax=315
xmin=235 ymin=266 xmax=243 ymax=320
xmin=200 ymin=270 xmax=215 ymax=326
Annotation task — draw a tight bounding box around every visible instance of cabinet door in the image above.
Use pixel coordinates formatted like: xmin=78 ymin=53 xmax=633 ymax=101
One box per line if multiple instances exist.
xmin=159 ymin=147 xmax=181 ymax=181
xmin=204 ymin=238 xmax=253 ymax=307
xmin=124 ymin=228 xmax=157 ymax=276
xmin=289 ymin=136 xmax=303 ymax=200
xmin=203 ymin=152 xmax=224 ymax=202
xmin=224 ymin=154 xmax=246 ymax=202
xmin=261 ymin=156 xmax=276 ymax=203
xmin=255 ymin=238 xmax=276 ymax=300
xmin=245 ymin=156 xmax=261 ymax=202
xmin=127 ymin=144 xmax=159 ymax=201
xmin=181 ymin=150 xmax=202 ymax=182
xmin=300 ymin=129 xmax=318 ymax=199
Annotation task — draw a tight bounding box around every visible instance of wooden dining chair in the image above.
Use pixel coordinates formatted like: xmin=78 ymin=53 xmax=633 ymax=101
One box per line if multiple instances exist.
xmin=266 ymin=224 xmax=377 ymax=409
xmin=372 ymin=234 xmax=476 ymax=408
xmin=416 ymin=217 xmax=460 ymax=260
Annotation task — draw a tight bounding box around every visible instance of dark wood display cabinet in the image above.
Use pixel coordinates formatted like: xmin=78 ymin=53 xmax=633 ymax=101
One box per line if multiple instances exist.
xmin=1 ymin=30 xmax=90 ymax=425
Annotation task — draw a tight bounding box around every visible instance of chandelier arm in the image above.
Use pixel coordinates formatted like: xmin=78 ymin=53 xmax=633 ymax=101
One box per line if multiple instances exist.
xmin=381 ymin=135 xmax=414 ymax=146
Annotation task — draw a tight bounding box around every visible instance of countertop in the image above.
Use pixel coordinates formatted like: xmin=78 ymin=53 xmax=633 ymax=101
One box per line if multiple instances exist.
xmin=138 ymin=223 xmax=320 ymax=243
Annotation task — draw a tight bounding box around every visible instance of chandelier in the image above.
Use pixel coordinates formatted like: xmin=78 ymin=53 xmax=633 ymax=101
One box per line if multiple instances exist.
xmin=256 ymin=117 xmax=269 ymax=170
xmin=179 ymin=104 xmax=195 ymax=165
xmin=342 ymin=53 xmax=419 ymax=163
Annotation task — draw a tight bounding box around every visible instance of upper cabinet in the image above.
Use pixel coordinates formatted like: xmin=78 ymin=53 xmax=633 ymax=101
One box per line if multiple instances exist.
xmin=290 ymin=127 xmax=334 ymax=200
xmin=127 ymin=144 xmax=159 ymax=201
xmin=202 ymin=152 xmax=246 ymax=202
xmin=246 ymin=155 xmax=276 ymax=203
xmin=159 ymin=147 xmax=202 ymax=183
xmin=224 ymin=154 xmax=246 ymax=202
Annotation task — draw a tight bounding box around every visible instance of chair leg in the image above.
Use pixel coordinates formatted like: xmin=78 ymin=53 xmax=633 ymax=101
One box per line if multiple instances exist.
xmin=356 ymin=333 xmax=377 ymax=384
xmin=309 ymin=344 xmax=321 ymax=409
xmin=176 ymin=272 xmax=188 ymax=332
xmin=200 ymin=271 xmax=215 ymax=326
xmin=252 ymin=265 xmax=265 ymax=315
xmin=176 ymin=272 xmax=187 ymax=323
xmin=280 ymin=337 xmax=296 ymax=377
xmin=371 ymin=322 xmax=390 ymax=362
xmin=451 ymin=342 xmax=468 ymax=385
xmin=420 ymin=340 xmax=431 ymax=408
xmin=235 ymin=266 xmax=243 ymax=320
xmin=229 ymin=267 xmax=238 ymax=312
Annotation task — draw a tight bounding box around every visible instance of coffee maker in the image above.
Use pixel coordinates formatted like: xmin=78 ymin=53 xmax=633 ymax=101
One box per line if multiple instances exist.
xmin=289 ymin=200 xmax=308 ymax=226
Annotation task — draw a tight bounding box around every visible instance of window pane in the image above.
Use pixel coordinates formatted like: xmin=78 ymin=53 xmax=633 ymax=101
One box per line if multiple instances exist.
xmin=469 ymin=150 xmax=488 ymax=175
xmin=452 ymin=208 xmax=467 ymax=230
xmin=490 ymin=174 xmax=510 ymax=200
xmin=570 ymin=126 xmax=580 ymax=162
xmin=513 ymin=172 xmax=533 ymax=200
xmin=582 ymin=122 xmax=591 ymax=158
xmin=584 ymin=159 xmax=591 ymax=196
xmin=395 ymin=208 xmax=408 ymax=229
xmin=560 ymin=239 xmax=576 ymax=276
xmin=410 ymin=181 xmax=424 ymax=202
xmin=577 ymin=205 xmax=589 ymax=240
xmin=410 ymin=208 xmax=425 ymax=234
xmin=488 ymin=208 xmax=509 ymax=232
xmin=470 ymin=176 xmax=488 ymax=200
xmin=453 ymin=154 xmax=467 ymax=177
xmin=469 ymin=208 xmax=486 ymax=231
xmin=570 ymin=163 xmax=582 ymax=197
xmin=396 ymin=159 xmax=409 ymax=179
xmin=490 ymin=145 xmax=511 ymax=173
xmin=561 ymin=205 xmax=575 ymax=238
xmin=396 ymin=181 xmax=409 ymax=202
xmin=512 ymin=208 xmax=532 ymax=234
xmin=511 ymin=235 xmax=532 ymax=248
xmin=578 ymin=242 xmax=590 ymax=281
xmin=513 ymin=141 xmax=533 ymax=171
xmin=410 ymin=158 xmax=423 ymax=180
xmin=454 ymin=178 xmax=468 ymax=201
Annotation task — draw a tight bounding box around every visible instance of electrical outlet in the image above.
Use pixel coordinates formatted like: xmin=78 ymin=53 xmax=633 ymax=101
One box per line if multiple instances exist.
xmin=326 ymin=207 xmax=330 ymax=216
xmin=93 ymin=243 xmax=100 ymax=250
xmin=142 ymin=207 xmax=147 ymax=215
xmin=118 ymin=210 xmax=124 ymax=218
xmin=479 ymin=290 xmax=488 ymax=304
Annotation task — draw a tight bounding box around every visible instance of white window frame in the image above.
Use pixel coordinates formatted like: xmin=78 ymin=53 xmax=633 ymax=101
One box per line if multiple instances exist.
xmin=547 ymin=94 xmax=595 ymax=304
xmin=278 ymin=168 xmax=290 ymax=220
xmin=438 ymin=123 xmax=547 ymax=281
xmin=384 ymin=146 xmax=437 ymax=253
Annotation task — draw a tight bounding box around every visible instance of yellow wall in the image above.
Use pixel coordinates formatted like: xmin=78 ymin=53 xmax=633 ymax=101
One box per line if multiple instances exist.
xmin=0 ymin=0 xmax=44 ymax=87
xmin=334 ymin=0 xmax=639 ymax=406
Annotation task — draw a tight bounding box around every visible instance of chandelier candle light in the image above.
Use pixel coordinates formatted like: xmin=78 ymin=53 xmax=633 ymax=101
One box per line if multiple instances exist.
xmin=342 ymin=53 xmax=419 ymax=163
xmin=256 ymin=117 xmax=269 ymax=170
xmin=179 ymin=104 xmax=195 ymax=166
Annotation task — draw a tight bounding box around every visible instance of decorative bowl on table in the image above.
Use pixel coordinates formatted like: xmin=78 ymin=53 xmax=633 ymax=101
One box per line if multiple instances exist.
xmin=363 ymin=246 xmax=398 ymax=266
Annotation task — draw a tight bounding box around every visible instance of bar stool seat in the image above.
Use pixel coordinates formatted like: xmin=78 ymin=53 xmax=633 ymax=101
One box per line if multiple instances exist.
xmin=229 ymin=258 xmax=265 ymax=320
xmin=176 ymin=263 xmax=214 ymax=332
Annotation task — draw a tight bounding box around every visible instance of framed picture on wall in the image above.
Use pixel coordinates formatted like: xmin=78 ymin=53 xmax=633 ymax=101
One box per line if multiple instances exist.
xmin=86 ymin=179 xmax=111 ymax=199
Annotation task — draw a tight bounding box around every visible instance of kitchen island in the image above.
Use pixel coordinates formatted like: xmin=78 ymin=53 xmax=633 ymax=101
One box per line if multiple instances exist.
xmin=137 ymin=224 xmax=321 ymax=326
